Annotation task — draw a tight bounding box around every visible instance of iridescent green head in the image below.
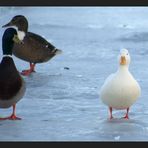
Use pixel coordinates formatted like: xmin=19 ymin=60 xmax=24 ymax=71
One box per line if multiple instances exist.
xmin=2 ymin=28 xmax=22 ymax=55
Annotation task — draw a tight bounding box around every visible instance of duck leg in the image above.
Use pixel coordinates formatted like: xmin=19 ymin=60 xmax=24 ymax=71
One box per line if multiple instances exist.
xmin=109 ymin=107 xmax=113 ymax=119
xmin=30 ymin=63 xmax=36 ymax=72
xmin=21 ymin=63 xmax=36 ymax=76
xmin=123 ymin=108 xmax=129 ymax=119
xmin=8 ymin=104 xmax=21 ymax=120
xmin=0 ymin=104 xmax=21 ymax=120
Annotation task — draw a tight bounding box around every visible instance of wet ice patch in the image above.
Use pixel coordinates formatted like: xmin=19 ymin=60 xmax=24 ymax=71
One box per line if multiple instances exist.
xmin=118 ymin=32 xmax=148 ymax=42
xmin=114 ymin=136 xmax=120 ymax=140
xmin=1 ymin=7 xmax=148 ymax=141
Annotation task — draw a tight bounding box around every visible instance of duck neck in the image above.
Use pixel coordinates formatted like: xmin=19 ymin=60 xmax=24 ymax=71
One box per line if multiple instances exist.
xmin=3 ymin=55 xmax=12 ymax=58
xmin=17 ymin=30 xmax=25 ymax=41
xmin=17 ymin=22 xmax=28 ymax=33
xmin=118 ymin=65 xmax=129 ymax=73
xmin=2 ymin=41 xmax=13 ymax=56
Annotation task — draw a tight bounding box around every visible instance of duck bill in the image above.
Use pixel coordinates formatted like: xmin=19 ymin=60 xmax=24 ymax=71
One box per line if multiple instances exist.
xmin=120 ymin=56 xmax=126 ymax=65
xmin=2 ymin=22 xmax=12 ymax=28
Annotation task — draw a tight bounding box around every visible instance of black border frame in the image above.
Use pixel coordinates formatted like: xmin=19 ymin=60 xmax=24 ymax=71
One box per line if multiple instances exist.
xmin=0 ymin=0 xmax=148 ymax=6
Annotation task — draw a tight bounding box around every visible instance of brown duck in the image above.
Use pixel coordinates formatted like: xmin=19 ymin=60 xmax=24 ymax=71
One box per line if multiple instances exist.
xmin=0 ymin=27 xmax=26 ymax=120
xmin=2 ymin=15 xmax=62 ymax=76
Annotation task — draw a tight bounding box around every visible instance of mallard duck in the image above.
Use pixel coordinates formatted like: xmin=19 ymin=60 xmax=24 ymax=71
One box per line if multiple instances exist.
xmin=100 ymin=49 xmax=141 ymax=119
xmin=0 ymin=27 xmax=26 ymax=120
xmin=2 ymin=15 xmax=62 ymax=76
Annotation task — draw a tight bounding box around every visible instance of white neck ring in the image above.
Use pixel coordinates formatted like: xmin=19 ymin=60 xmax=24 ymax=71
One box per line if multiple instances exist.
xmin=3 ymin=55 xmax=12 ymax=58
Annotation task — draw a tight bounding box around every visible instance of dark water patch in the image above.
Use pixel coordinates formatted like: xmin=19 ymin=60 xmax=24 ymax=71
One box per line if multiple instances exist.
xmin=118 ymin=32 xmax=148 ymax=42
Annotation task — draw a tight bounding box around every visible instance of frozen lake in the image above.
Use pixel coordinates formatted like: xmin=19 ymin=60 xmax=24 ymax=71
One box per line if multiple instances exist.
xmin=0 ymin=7 xmax=148 ymax=141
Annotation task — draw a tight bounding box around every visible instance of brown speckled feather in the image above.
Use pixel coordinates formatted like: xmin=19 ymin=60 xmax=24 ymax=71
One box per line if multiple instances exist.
xmin=0 ymin=57 xmax=22 ymax=100
xmin=12 ymin=32 xmax=58 ymax=63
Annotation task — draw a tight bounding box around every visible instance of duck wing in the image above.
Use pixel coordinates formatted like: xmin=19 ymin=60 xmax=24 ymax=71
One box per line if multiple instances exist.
xmin=27 ymin=32 xmax=56 ymax=50
xmin=0 ymin=58 xmax=23 ymax=100
xmin=12 ymin=32 xmax=60 ymax=63
xmin=102 ymin=73 xmax=116 ymax=87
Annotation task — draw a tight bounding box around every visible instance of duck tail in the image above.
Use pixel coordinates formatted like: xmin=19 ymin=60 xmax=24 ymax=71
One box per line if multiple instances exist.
xmin=54 ymin=48 xmax=62 ymax=55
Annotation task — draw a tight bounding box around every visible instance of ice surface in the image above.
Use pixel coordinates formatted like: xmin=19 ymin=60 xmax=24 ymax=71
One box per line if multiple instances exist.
xmin=0 ymin=7 xmax=148 ymax=141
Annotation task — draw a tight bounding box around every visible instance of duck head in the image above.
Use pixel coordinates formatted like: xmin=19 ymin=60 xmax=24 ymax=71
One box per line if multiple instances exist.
xmin=118 ymin=49 xmax=131 ymax=67
xmin=2 ymin=28 xmax=23 ymax=55
xmin=2 ymin=15 xmax=28 ymax=41
xmin=2 ymin=15 xmax=28 ymax=33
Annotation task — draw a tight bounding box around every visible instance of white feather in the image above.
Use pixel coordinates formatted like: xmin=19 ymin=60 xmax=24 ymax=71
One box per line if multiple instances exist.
xmin=17 ymin=30 xmax=25 ymax=41
xmin=100 ymin=49 xmax=141 ymax=109
xmin=3 ymin=55 xmax=12 ymax=58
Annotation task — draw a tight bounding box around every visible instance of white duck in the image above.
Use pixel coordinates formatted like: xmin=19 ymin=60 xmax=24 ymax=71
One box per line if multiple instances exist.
xmin=100 ymin=49 xmax=141 ymax=119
